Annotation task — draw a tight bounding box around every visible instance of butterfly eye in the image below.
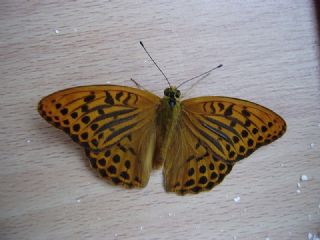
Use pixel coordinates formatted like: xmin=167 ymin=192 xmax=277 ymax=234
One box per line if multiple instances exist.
xmin=164 ymin=88 xmax=170 ymax=96
xmin=175 ymin=90 xmax=181 ymax=98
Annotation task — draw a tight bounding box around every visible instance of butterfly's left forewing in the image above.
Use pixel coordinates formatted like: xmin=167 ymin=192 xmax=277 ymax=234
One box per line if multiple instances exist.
xmin=38 ymin=85 xmax=160 ymax=188
xmin=165 ymin=96 xmax=286 ymax=194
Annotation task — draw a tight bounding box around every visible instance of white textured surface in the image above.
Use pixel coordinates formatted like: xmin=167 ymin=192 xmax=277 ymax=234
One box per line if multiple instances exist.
xmin=0 ymin=1 xmax=319 ymax=239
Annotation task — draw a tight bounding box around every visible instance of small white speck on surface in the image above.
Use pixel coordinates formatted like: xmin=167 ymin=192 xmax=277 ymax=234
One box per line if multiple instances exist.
xmin=297 ymin=182 xmax=301 ymax=188
xmin=296 ymin=189 xmax=301 ymax=194
xmin=26 ymin=139 xmax=31 ymax=143
xmin=300 ymin=174 xmax=309 ymax=181
xmin=55 ymin=29 xmax=60 ymax=34
xmin=309 ymin=143 xmax=315 ymax=148
xmin=106 ymin=81 xmax=111 ymax=84
xmin=233 ymin=196 xmax=241 ymax=203
xmin=140 ymin=226 xmax=143 ymax=231
xmin=233 ymin=235 xmax=237 ymax=240
xmin=318 ymin=204 xmax=320 ymax=209
xmin=265 ymin=237 xmax=270 ymax=240
xmin=280 ymin=163 xmax=285 ymax=167
xmin=168 ymin=212 xmax=175 ymax=217
xmin=76 ymin=199 xmax=81 ymax=203
xmin=308 ymin=233 xmax=319 ymax=240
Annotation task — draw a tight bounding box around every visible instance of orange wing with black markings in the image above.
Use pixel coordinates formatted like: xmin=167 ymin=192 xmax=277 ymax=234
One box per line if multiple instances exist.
xmin=38 ymin=85 xmax=286 ymax=195
xmin=38 ymin=85 xmax=160 ymax=188
xmin=164 ymin=96 xmax=286 ymax=194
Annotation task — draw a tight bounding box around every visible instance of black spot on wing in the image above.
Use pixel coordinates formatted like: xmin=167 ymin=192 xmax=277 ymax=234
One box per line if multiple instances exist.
xmin=60 ymin=108 xmax=68 ymax=115
xmin=99 ymin=169 xmax=107 ymax=177
xmin=185 ymin=179 xmax=195 ymax=187
xmin=112 ymin=154 xmax=120 ymax=163
xmin=241 ymin=109 xmax=250 ymax=117
xmin=91 ymin=123 xmax=99 ymax=131
xmin=210 ymin=102 xmax=216 ymax=113
xmin=115 ymin=92 xmax=124 ymax=101
xmin=81 ymin=105 xmax=89 ymax=112
xmin=199 ymin=165 xmax=206 ymax=173
xmin=84 ymin=94 xmax=95 ymax=103
xmin=224 ymin=104 xmax=233 ymax=116
xmin=202 ymin=102 xmax=208 ymax=112
xmin=98 ymin=158 xmax=106 ymax=166
xmin=120 ymin=171 xmax=130 ymax=180
xmin=199 ymin=176 xmax=208 ymax=184
xmin=91 ymin=139 xmax=98 ymax=147
xmin=218 ymin=103 xmax=224 ymax=111
xmin=55 ymin=103 xmax=62 ymax=109
xmin=188 ymin=168 xmax=195 ymax=176
xmin=123 ymin=93 xmax=131 ymax=105
xmin=105 ymin=91 xmax=114 ymax=105
xmin=82 ymin=116 xmax=90 ymax=124
xmin=73 ymin=124 xmax=80 ymax=132
xmin=125 ymin=160 xmax=131 ymax=169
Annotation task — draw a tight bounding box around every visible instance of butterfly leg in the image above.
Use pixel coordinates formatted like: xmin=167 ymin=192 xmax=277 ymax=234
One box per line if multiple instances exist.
xmin=130 ymin=78 xmax=146 ymax=90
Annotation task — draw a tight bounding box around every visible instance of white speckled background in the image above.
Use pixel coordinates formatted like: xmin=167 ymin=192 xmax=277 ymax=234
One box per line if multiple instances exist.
xmin=0 ymin=1 xmax=319 ymax=239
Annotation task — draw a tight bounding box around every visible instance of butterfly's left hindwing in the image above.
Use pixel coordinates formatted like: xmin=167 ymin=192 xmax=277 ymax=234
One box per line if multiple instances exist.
xmin=164 ymin=96 xmax=286 ymax=194
xmin=38 ymin=85 xmax=160 ymax=188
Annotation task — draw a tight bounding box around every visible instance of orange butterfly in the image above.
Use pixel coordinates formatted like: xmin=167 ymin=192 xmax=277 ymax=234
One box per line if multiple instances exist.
xmin=38 ymin=42 xmax=286 ymax=194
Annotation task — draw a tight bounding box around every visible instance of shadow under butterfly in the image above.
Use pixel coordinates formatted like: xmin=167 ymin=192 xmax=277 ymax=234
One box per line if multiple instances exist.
xmin=38 ymin=42 xmax=286 ymax=195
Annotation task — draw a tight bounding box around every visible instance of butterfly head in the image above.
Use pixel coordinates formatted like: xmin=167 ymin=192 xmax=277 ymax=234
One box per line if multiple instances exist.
xmin=164 ymin=87 xmax=181 ymax=109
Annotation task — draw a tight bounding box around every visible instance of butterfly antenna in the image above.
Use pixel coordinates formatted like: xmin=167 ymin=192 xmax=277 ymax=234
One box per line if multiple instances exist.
xmin=177 ymin=64 xmax=223 ymax=89
xmin=140 ymin=41 xmax=172 ymax=87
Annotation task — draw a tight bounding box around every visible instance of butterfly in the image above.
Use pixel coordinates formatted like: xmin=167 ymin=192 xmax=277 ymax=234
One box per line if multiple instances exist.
xmin=38 ymin=42 xmax=286 ymax=195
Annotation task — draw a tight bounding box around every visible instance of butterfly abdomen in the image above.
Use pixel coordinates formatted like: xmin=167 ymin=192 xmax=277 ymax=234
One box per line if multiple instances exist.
xmin=153 ymin=95 xmax=182 ymax=169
